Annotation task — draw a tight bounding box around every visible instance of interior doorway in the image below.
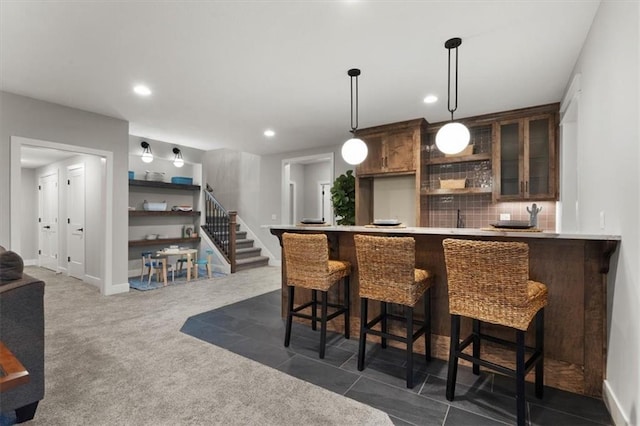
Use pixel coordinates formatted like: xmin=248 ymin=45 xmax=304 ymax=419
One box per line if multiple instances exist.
xmin=281 ymin=153 xmax=334 ymax=225
xmin=10 ymin=136 xmax=114 ymax=294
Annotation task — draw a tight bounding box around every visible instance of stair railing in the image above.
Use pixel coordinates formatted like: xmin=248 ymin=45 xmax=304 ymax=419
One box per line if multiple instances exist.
xmin=202 ymin=186 xmax=237 ymax=273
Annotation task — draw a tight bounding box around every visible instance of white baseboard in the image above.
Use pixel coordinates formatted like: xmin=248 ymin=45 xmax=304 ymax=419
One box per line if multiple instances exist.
xmin=84 ymin=274 xmax=102 ymax=288
xmin=23 ymin=258 xmax=38 ymax=266
xmin=104 ymin=281 xmax=130 ymax=295
xmin=603 ymin=380 xmax=630 ymax=426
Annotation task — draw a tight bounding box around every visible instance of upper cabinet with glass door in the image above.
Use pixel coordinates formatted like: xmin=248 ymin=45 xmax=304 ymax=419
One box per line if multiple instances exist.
xmin=492 ymin=105 xmax=558 ymax=201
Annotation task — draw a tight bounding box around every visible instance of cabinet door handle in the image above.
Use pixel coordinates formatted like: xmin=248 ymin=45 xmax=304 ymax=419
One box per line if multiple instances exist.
xmin=520 ymin=181 xmax=524 ymax=193
xmin=525 ymin=181 xmax=528 ymax=193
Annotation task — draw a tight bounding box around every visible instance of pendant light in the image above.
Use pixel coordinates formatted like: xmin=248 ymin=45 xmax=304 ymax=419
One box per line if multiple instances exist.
xmin=341 ymin=68 xmax=368 ymax=165
xmin=172 ymin=147 xmax=184 ymax=167
xmin=140 ymin=141 xmax=153 ymax=163
xmin=435 ymin=37 xmax=470 ymax=155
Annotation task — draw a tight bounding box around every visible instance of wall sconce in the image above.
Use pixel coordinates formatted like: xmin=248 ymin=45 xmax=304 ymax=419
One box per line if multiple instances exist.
xmin=172 ymin=147 xmax=184 ymax=168
xmin=140 ymin=141 xmax=153 ymax=163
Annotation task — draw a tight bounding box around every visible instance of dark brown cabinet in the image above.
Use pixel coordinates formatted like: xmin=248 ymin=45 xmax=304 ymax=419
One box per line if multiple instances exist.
xmin=493 ymin=109 xmax=558 ymax=201
xmin=355 ymin=119 xmax=426 ymax=176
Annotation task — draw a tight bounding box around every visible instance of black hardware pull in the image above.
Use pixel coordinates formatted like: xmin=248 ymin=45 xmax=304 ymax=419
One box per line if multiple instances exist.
xmin=43 ymin=225 xmax=51 ymax=229
xmin=77 ymin=228 xmax=84 ymax=232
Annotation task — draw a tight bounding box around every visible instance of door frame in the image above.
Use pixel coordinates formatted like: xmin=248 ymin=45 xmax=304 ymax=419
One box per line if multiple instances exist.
xmin=281 ymin=152 xmax=334 ymax=225
xmin=10 ymin=136 xmax=114 ymax=295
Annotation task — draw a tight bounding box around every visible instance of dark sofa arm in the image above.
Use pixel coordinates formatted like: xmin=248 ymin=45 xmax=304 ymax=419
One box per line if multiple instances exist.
xmin=0 ymin=274 xmax=45 ymax=413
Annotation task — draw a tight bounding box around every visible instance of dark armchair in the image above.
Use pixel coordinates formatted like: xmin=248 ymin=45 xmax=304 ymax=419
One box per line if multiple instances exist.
xmin=0 ymin=247 xmax=45 ymax=423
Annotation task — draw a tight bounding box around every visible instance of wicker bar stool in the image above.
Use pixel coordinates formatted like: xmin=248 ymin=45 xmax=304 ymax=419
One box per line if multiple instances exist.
xmin=282 ymin=233 xmax=351 ymax=359
xmin=442 ymin=238 xmax=548 ymax=426
xmin=354 ymin=234 xmax=434 ymax=388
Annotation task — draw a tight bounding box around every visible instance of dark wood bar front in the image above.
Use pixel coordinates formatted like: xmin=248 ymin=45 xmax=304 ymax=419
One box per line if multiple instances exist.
xmin=270 ymin=225 xmax=620 ymax=398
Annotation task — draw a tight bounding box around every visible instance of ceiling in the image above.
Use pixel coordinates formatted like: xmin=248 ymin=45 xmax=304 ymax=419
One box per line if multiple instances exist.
xmin=1 ymin=1 xmax=600 ymax=157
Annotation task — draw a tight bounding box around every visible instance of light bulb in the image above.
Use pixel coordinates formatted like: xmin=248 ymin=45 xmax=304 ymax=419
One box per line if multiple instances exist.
xmin=341 ymin=138 xmax=368 ymax=165
xmin=173 ymin=157 xmax=184 ymax=167
xmin=141 ymin=152 xmax=153 ymax=163
xmin=435 ymin=122 xmax=470 ymax=154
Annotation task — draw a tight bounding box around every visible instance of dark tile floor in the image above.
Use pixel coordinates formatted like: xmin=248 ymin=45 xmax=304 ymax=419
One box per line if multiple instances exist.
xmin=181 ymin=290 xmax=612 ymax=426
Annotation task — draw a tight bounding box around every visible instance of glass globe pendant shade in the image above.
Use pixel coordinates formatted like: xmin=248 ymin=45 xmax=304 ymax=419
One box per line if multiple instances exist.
xmin=435 ymin=122 xmax=470 ymax=155
xmin=173 ymin=157 xmax=184 ymax=167
xmin=341 ymin=138 xmax=368 ymax=165
xmin=141 ymin=151 xmax=153 ymax=163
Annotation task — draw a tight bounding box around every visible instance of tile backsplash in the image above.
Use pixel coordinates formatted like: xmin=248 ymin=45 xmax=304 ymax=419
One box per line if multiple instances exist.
xmin=425 ymin=194 xmax=556 ymax=231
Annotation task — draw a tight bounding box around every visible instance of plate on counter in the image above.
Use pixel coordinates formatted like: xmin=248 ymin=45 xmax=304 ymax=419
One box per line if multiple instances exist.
xmin=300 ymin=218 xmax=325 ymax=225
xmin=490 ymin=220 xmax=533 ymax=229
xmin=373 ymin=219 xmax=401 ymax=226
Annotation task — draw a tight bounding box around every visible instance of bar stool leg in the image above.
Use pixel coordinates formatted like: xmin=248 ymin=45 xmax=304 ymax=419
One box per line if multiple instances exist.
xmin=446 ymin=314 xmax=461 ymax=401
xmin=319 ymin=291 xmax=328 ymax=359
xmin=535 ymin=309 xmax=545 ymax=399
xmin=381 ymin=301 xmax=388 ymax=348
xmin=311 ymin=290 xmax=318 ymax=331
xmin=343 ymin=276 xmax=350 ymax=339
xmin=358 ymin=297 xmax=368 ymax=371
xmin=284 ymin=286 xmax=295 ymax=347
xmin=424 ymin=288 xmax=432 ymax=362
xmin=472 ymin=319 xmax=481 ymax=375
xmin=516 ymin=330 xmax=526 ymax=426
xmin=406 ymin=305 xmax=414 ymax=388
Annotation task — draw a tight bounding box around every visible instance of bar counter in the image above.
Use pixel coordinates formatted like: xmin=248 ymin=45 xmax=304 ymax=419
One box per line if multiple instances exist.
xmin=270 ymin=225 xmax=620 ymax=397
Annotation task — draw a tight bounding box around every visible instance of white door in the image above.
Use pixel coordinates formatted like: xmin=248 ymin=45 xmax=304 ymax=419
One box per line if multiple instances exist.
xmin=67 ymin=164 xmax=85 ymax=279
xmin=38 ymin=172 xmax=58 ymax=271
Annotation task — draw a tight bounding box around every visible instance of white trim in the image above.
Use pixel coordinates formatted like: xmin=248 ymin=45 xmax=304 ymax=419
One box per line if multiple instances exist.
xmin=84 ymin=274 xmax=103 ymax=289
xmin=199 ymin=230 xmax=231 ymax=275
xmin=11 ymin=136 xmax=116 ymax=295
xmin=560 ymin=73 xmax=582 ymax=114
xmin=23 ymin=258 xmax=37 ymax=266
xmin=603 ymin=380 xmax=629 ymax=426
xmin=104 ymin=282 xmax=130 ymax=296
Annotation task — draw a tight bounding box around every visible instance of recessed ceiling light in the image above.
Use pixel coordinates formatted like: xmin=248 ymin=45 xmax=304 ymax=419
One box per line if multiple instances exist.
xmin=423 ymin=94 xmax=438 ymax=104
xmin=133 ymin=84 xmax=152 ymax=96
xmin=264 ymin=129 xmax=275 ymax=137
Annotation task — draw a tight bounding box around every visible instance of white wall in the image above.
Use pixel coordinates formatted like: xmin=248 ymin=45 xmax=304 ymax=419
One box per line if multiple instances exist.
xmin=1 ymin=91 xmax=129 ymax=295
xmin=564 ymin=2 xmax=639 ymax=424
xmin=20 ymin=168 xmax=38 ymax=263
xmin=373 ymin=175 xmax=416 ymax=226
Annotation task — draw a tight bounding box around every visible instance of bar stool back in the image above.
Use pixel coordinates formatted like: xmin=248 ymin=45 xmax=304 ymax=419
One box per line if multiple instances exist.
xmin=354 ymin=234 xmax=434 ymax=388
xmin=442 ymin=238 xmax=548 ymax=426
xmin=282 ymin=233 xmax=351 ymax=359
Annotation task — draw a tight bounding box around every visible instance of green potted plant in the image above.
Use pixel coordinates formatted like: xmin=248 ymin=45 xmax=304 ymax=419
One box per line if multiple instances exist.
xmin=330 ymin=170 xmax=355 ymax=225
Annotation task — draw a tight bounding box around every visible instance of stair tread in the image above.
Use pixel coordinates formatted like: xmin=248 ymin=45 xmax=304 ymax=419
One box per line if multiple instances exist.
xmin=236 ymin=247 xmax=261 ymax=254
xmin=235 ymin=256 xmax=269 ymax=265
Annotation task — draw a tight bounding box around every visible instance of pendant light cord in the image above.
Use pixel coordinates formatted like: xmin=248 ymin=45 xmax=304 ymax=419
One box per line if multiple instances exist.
xmin=447 ymin=44 xmax=459 ymax=120
xmin=350 ymin=73 xmax=359 ymax=134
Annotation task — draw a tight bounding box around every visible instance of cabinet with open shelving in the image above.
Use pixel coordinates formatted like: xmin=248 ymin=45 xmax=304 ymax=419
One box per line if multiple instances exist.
xmin=421 ymin=124 xmax=494 ymax=196
xmin=128 ymin=179 xmax=202 ymax=247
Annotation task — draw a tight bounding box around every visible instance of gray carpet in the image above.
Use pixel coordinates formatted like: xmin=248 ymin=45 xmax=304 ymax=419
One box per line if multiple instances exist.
xmin=7 ymin=266 xmax=391 ymax=425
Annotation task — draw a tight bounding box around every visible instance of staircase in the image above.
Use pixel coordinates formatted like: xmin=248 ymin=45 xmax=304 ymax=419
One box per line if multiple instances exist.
xmin=201 ymin=186 xmax=269 ymax=273
xmin=233 ymin=226 xmax=269 ymax=271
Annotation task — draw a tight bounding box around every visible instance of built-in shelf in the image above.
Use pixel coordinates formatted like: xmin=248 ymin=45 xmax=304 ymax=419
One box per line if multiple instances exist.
xmin=421 ymin=187 xmax=493 ymax=196
xmin=129 ymin=211 xmax=201 ymax=217
xmin=129 ymin=179 xmax=200 ymax=191
xmin=425 ymin=152 xmax=491 ymax=165
xmin=128 ymin=237 xmax=201 ymax=247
